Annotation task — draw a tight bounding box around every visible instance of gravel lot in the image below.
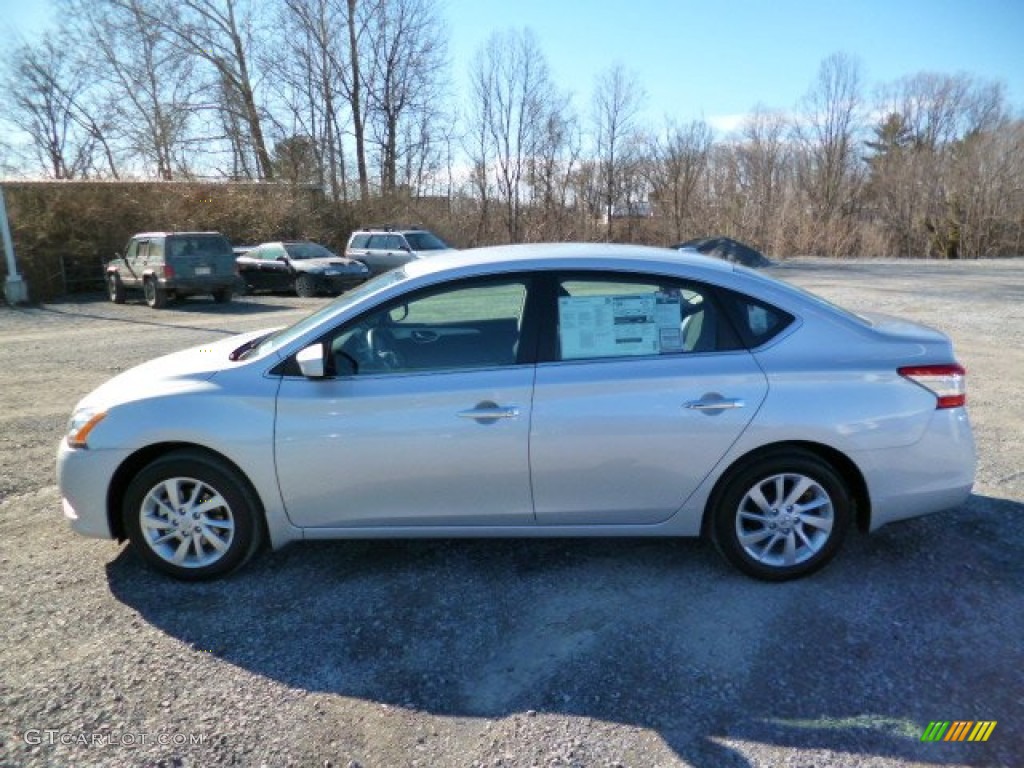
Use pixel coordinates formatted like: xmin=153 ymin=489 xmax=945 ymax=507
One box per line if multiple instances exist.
xmin=1 ymin=259 xmax=1021 ymax=768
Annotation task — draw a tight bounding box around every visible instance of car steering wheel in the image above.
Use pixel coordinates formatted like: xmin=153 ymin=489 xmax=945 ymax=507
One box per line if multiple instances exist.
xmin=365 ymin=326 xmax=405 ymax=370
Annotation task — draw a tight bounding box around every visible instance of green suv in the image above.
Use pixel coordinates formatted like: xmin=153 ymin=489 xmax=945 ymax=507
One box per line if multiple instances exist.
xmin=106 ymin=232 xmax=239 ymax=309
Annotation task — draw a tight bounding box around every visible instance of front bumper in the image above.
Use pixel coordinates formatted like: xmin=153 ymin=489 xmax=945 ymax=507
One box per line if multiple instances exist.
xmin=56 ymin=440 xmax=131 ymax=540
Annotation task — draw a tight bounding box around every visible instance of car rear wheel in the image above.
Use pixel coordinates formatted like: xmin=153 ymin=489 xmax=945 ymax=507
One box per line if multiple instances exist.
xmin=711 ymin=450 xmax=850 ymax=581
xmin=294 ymin=274 xmax=317 ymax=298
xmin=143 ymin=277 xmax=167 ymax=309
xmin=123 ymin=451 xmax=263 ymax=580
xmin=107 ymin=273 xmax=126 ymax=304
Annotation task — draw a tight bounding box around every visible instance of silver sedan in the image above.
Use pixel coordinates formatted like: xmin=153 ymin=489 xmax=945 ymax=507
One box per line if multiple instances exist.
xmin=57 ymin=244 xmax=975 ymax=581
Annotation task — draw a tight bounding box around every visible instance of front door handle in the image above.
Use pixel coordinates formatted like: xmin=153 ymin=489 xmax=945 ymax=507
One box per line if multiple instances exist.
xmin=457 ymin=401 xmax=520 ymax=424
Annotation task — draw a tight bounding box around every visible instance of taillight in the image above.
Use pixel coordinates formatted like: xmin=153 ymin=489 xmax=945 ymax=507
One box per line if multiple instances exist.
xmin=161 ymin=264 xmax=175 ymax=279
xmin=898 ymin=364 xmax=966 ymax=409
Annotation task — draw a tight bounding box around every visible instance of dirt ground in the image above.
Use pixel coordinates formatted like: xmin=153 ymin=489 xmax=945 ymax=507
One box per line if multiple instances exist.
xmin=0 ymin=258 xmax=1021 ymax=768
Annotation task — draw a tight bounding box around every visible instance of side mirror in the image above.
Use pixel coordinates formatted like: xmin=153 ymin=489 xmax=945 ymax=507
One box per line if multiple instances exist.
xmin=296 ymin=344 xmax=325 ymax=378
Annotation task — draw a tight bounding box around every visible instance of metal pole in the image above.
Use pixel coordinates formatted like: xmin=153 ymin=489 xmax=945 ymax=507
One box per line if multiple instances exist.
xmin=1 ymin=185 xmax=29 ymax=304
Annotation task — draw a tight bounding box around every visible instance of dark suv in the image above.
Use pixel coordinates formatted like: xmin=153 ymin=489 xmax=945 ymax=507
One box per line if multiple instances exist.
xmin=344 ymin=227 xmax=454 ymax=275
xmin=106 ymin=232 xmax=239 ymax=309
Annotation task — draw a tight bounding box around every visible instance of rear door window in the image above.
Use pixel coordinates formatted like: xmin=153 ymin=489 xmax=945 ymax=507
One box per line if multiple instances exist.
xmin=554 ymin=276 xmax=742 ymax=361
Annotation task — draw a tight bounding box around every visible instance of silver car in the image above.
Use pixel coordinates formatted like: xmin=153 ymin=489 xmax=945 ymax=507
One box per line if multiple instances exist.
xmin=57 ymin=244 xmax=975 ymax=581
xmin=344 ymin=228 xmax=455 ymax=275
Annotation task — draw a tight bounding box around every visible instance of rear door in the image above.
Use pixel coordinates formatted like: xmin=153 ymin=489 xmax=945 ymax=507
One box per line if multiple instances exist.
xmin=529 ymin=273 xmax=769 ymax=525
xmin=363 ymin=234 xmax=411 ymax=274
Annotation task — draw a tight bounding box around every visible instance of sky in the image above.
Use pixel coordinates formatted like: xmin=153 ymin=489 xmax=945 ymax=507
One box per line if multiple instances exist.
xmin=2 ymin=0 xmax=1022 ymax=136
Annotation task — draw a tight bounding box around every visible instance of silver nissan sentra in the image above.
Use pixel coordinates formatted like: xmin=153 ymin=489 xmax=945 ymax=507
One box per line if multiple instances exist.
xmin=57 ymin=244 xmax=976 ymax=581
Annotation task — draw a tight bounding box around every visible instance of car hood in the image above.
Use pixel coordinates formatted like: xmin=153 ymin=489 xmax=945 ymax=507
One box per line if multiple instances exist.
xmin=415 ymin=248 xmax=458 ymax=258
xmin=295 ymin=258 xmax=366 ymax=272
xmin=77 ymin=329 xmax=272 ymax=411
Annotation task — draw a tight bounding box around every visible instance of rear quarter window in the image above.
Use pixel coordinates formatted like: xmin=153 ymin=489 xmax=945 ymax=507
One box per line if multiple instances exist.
xmin=717 ymin=288 xmax=794 ymax=348
xmin=348 ymin=234 xmax=371 ymax=249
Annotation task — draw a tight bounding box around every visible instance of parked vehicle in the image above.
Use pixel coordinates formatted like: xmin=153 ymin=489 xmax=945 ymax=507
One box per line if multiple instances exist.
xmin=344 ymin=227 xmax=454 ymax=275
xmin=60 ymin=244 xmax=975 ymax=581
xmin=235 ymin=241 xmax=369 ymax=297
xmin=106 ymin=232 xmax=239 ymax=309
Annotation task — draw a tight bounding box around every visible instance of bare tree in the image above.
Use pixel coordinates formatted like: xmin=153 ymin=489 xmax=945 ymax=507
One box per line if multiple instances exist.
xmin=3 ymin=37 xmax=108 ymax=178
xmin=876 ymin=72 xmax=1007 ymax=151
xmin=62 ymin=0 xmax=198 ymax=179
xmin=271 ymin=0 xmax=350 ymax=199
xmin=735 ymin=107 xmax=790 ymax=252
xmin=120 ymin=0 xmax=275 ymax=179
xmin=525 ymin=93 xmax=580 ymax=241
xmin=468 ymin=28 xmax=564 ymax=243
xmin=867 ymin=72 xmax=1012 ymax=257
xmin=592 ymin=64 xmax=645 ymax=240
xmin=464 ymin=66 xmax=496 ymax=243
xmin=645 ymin=118 xmax=712 ymax=243
xmin=360 ymin=0 xmax=448 ymax=195
xmin=793 ymin=52 xmax=865 ymax=255
xmin=346 ymin=0 xmax=370 ymax=199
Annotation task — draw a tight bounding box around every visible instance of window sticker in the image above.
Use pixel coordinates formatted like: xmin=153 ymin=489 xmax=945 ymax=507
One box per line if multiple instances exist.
xmin=559 ymin=292 xmax=682 ymax=359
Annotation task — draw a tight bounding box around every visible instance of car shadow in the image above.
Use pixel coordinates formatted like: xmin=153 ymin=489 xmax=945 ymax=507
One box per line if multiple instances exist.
xmin=37 ymin=296 xmax=308 ymax=335
xmin=106 ymin=493 xmax=1022 ymax=766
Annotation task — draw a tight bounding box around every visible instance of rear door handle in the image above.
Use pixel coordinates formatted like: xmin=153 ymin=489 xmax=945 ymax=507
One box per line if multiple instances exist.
xmin=684 ymin=397 xmax=745 ymax=411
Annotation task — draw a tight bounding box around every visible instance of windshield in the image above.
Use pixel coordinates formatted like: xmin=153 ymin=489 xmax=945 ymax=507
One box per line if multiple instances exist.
xmin=284 ymin=242 xmax=333 ymax=260
xmin=404 ymin=232 xmax=449 ymax=251
xmin=243 ymin=269 xmax=407 ymax=359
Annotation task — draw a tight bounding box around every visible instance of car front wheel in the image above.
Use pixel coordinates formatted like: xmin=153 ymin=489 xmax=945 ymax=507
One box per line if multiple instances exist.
xmin=711 ymin=450 xmax=850 ymax=581
xmin=294 ymin=274 xmax=317 ymax=298
xmin=107 ymin=273 xmax=126 ymax=304
xmin=123 ymin=451 xmax=263 ymax=580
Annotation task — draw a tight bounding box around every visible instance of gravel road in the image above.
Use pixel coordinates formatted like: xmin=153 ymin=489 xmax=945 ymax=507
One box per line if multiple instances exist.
xmin=1 ymin=259 xmax=1021 ymax=768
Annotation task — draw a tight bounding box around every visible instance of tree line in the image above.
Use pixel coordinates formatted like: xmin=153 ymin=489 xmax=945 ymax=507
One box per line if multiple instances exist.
xmin=2 ymin=0 xmax=1022 ymax=258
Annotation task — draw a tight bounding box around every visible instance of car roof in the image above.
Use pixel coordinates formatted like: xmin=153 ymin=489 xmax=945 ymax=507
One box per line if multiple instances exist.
xmin=395 ymin=243 xmax=842 ymax=322
xmin=401 ymin=242 xmax=736 ymax=280
xmin=133 ymin=231 xmax=224 ymax=238
xmin=353 ymin=228 xmax=429 ymax=235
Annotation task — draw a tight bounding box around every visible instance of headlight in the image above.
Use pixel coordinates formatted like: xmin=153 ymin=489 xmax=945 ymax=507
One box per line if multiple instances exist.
xmin=66 ymin=408 xmax=107 ymax=449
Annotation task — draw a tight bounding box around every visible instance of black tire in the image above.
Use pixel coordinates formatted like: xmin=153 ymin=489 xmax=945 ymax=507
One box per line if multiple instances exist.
xmin=711 ymin=450 xmax=850 ymax=581
xmin=107 ymin=273 xmax=126 ymax=304
xmin=143 ymin=277 xmax=167 ymax=309
xmin=123 ymin=450 xmax=263 ymax=581
xmin=294 ymin=274 xmax=317 ymax=298
xmin=212 ymin=287 xmax=233 ymax=304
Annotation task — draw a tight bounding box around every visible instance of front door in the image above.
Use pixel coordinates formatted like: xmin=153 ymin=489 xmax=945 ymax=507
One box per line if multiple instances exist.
xmin=274 ymin=277 xmax=537 ymax=528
